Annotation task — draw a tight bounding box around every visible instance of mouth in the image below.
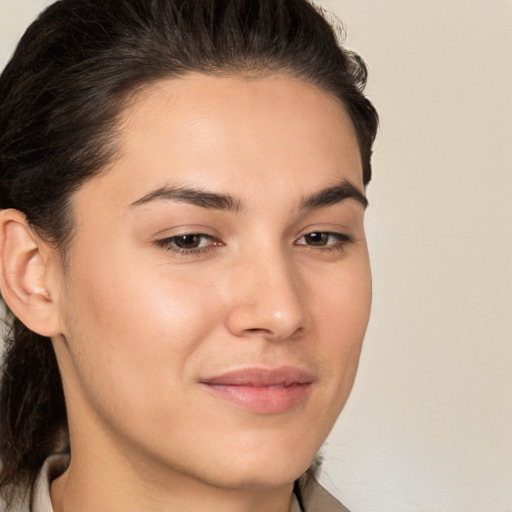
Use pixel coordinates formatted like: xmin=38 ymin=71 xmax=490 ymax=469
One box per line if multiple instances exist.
xmin=199 ymin=366 xmax=314 ymax=414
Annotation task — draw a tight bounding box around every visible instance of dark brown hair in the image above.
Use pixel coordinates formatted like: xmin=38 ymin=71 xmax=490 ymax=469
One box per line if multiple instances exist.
xmin=0 ymin=0 xmax=378 ymax=505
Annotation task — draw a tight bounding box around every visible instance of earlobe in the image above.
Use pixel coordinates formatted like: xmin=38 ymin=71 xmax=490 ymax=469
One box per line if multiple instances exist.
xmin=0 ymin=209 xmax=62 ymax=337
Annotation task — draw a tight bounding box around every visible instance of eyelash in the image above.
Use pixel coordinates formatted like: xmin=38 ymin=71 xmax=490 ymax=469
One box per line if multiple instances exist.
xmin=155 ymin=231 xmax=353 ymax=256
xmin=155 ymin=234 xmax=220 ymax=257
xmin=295 ymin=232 xmax=353 ymax=252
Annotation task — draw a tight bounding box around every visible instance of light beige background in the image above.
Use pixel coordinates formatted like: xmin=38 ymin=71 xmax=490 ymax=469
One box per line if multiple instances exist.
xmin=1 ymin=1 xmax=511 ymax=511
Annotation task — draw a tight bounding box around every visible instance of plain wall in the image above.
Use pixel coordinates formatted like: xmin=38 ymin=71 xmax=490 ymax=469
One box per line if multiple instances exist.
xmin=1 ymin=1 xmax=511 ymax=511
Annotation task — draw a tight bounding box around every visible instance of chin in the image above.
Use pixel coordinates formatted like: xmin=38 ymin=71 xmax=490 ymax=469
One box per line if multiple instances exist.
xmin=205 ymin=463 xmax=311 ymax=491
xmin=198 ymin=439 xmax=317 ymax=490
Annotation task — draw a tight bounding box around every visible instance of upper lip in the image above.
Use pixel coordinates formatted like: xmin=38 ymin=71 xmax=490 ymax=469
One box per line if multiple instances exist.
xmin=199 ymin=366 xmax=314 ymax=387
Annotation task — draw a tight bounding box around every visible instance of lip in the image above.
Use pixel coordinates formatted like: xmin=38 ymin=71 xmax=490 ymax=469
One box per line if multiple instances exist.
xmin=199 ymin=366 xmax=314 ymax=414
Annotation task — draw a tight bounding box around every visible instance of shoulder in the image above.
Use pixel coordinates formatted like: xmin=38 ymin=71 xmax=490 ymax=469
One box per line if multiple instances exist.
xmin=16 ymin=454 xmax=69 ymax=512
xmin=300 ymin=476 xmax=351 ymax=512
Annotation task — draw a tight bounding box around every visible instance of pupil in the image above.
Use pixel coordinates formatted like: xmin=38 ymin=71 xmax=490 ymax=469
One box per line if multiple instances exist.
xmin=175 ymin=235 xmax=201 ymax=249
xmin=306 ymin=232 xmax=327 ymax=246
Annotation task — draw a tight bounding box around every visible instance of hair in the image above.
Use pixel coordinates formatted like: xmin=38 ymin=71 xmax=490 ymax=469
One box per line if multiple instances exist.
xmin=0 ymin=0 xmax=378 ymax=505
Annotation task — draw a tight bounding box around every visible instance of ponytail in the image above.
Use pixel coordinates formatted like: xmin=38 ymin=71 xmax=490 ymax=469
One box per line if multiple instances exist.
xmin=0 ymin=317 xmax=67 ymax=505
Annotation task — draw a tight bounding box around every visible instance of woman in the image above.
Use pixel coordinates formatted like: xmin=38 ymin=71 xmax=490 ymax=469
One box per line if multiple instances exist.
xmin=0 ymin=1 xmax=378 ymax=511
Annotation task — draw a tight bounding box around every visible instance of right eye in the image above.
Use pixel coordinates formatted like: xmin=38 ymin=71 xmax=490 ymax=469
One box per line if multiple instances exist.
xmin=155 ymin=233 xmax=221 ymax=255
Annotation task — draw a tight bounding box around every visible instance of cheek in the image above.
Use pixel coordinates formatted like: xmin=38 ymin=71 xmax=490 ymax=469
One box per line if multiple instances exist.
xmin=68 ymin=247 xmax=222 ymax=343
xmin=60 ymin=250 xmax=226 ymax=415
xmin=316 ymin=251 xmax=371 ymax=327
xmin=311 ymin=254 xmax=372 ymax=386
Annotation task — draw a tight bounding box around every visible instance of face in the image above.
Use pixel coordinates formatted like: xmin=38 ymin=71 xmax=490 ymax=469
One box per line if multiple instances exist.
xmin=52 ymin=73 xmax=371 ymax=491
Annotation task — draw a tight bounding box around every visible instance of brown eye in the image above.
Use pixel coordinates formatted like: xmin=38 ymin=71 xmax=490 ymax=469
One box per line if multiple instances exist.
xmin=155 ymin=233 xmax=218 ymax=254
xmin=296 ymin=231 xmax=353 ymax=251
xmin=303 ymin=232 xmax=330 ymax=246
xmin=173 ymin=234 xmax=204 ymax=249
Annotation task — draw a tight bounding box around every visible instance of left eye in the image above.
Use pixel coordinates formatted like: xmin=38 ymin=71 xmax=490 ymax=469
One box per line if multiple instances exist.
xmin=296 ymin=231 xmax=351 ymax=247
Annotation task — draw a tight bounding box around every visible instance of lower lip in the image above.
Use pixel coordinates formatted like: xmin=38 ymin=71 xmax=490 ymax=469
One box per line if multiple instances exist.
xmin=201 ymin=383 xmax=312 ymax=414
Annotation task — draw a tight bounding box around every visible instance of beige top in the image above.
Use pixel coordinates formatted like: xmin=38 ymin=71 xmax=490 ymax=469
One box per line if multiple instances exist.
xmin=25 ymin=454 xmax=350 ymax=512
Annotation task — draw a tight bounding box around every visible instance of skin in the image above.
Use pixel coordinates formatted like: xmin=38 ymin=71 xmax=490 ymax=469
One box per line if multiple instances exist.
xmin=3 ymin=73 xmax=372 ymax=512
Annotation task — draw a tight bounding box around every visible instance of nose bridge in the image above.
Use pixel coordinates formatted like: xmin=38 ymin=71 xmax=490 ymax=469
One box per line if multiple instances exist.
xmin=225 ymin=243 xmax=306 ymax=340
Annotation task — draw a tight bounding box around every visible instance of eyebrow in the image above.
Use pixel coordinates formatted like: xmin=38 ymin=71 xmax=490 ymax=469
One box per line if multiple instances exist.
xmin=300 ymin=180 xmax=368 ymax=210
xmin=128 ymin=179 xmax=367 ymax=212
xmin=129 ymin=185 xmax=242 ymax=212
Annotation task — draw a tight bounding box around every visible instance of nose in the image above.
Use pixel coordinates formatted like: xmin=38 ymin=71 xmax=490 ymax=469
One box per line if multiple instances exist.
xmin=225 ymin=249 xmax=307 ymax=341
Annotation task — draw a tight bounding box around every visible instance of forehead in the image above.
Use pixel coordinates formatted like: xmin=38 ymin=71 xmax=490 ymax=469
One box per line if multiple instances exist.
xmin=77 ymin=73 xmax=363 ymax=214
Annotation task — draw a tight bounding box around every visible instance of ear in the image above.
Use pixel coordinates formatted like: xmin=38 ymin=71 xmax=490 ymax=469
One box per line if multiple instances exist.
xmin=0 ymin=209 xmax=63 ymax=337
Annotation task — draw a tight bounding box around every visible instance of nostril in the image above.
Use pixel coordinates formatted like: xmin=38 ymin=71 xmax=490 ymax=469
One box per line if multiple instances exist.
xmin=244 ymin=327 xmax=272 ymax=335
xmin=241 ymin=325 xmax=304 ymax=340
